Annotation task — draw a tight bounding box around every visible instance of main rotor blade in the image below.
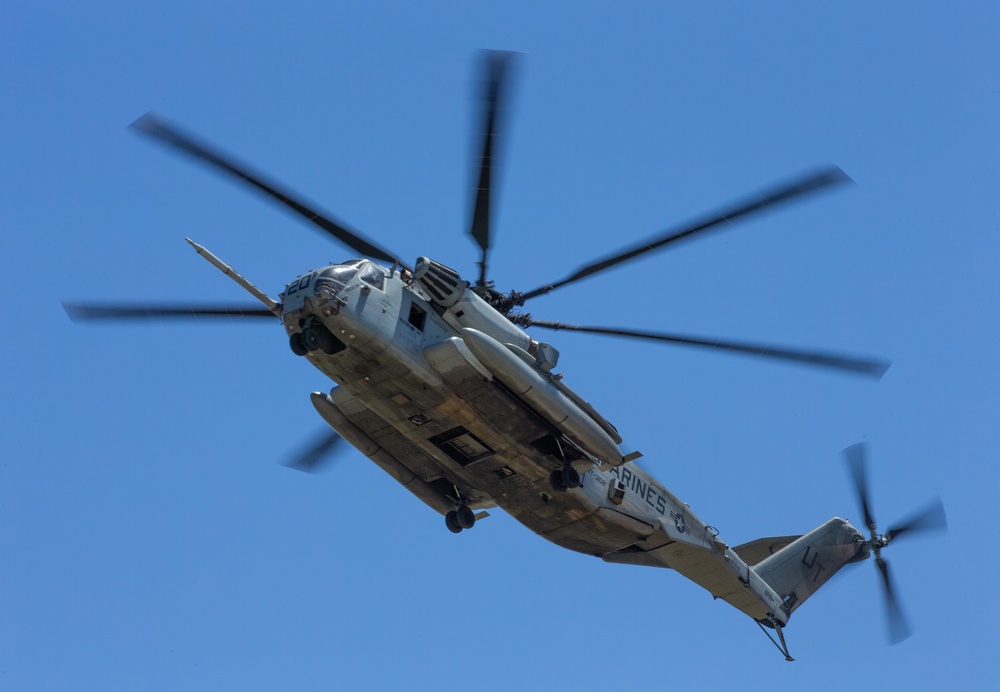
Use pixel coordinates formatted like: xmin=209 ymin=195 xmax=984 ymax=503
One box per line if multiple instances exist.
xmin=886 ymin=500 xmax=947 ymax=543
xmin=527 ymin=320 xmax=889 ymax=378
xmin=131 ymin=113 xmax=403 ymax=266
xmin=284 ymin=429 xmax=342 ymax=473
xmin=518 ymin=166 xmax=852 ymax=304
xmin=876 ymin=558 xmax=913 ymax=644
xmin=469 ymin=51 xmax=517 ymax=286
xmin=844 ymin=442 xmax=877 ymax=531
xmin=64 ymin=302 xmax=278 ymax=321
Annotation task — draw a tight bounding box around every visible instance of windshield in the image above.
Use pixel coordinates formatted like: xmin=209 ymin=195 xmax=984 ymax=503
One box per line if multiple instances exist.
xmin=318 ymin=264 xmax=359 ymax=284
xmin=310 ymin=264 xmax=359 ymax=299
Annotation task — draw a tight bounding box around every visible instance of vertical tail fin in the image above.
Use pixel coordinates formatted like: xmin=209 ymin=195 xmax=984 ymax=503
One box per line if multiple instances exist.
xmin=752 ymin=518 xmax=868 ymax=618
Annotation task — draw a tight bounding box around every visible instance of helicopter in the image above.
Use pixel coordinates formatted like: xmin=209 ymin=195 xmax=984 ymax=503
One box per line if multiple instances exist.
xmin=65 ymin=51 xmax=947 ymax=660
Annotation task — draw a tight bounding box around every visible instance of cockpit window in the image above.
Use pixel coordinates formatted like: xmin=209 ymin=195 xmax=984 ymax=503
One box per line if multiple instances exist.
xmin=360 ymin=264 xmax=386 ymax=290
xmin=318 ymin=265 xmax=359 ymax=284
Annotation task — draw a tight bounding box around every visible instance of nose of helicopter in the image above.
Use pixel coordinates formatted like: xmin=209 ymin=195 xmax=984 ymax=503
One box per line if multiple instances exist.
xmin=281 ymin=265 xmax=354 ymax=317
xmin=281 ymin=263 xmax=387 ymax=358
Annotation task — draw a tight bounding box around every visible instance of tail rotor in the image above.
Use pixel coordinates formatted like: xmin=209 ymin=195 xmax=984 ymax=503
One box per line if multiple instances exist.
xmin=843 ymin=442 xmax=948 ymax=644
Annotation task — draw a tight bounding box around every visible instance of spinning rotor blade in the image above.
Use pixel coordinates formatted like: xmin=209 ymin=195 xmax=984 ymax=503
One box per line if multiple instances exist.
xmin=284 ymin=429 xmax=343 ymax=473
xmin=527 ymin=320 xmax=890 ymax=378
xmin=844 ymin=442 xmax=877 ymax=530
xmin=131 ymin=113 xmax=403 ymax=266
xmin=886 ymin=500 xmax=947 ymax=543
xmin=842 ymin=442 xmax=949 ymax=644
xmin=876 ymin=558 xmax=913 ymax=644
xmin=518 ymin=166 xmax=851 ymax=304
xmin=469 ymin=51 xmax=517 ymax=286
xmin=64 ymin=302 xmax=277 ymax=321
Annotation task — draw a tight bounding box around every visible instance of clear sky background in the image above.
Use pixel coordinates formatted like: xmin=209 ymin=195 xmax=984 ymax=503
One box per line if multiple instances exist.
xmin=3 ymin=2 xmax=998 ymax=689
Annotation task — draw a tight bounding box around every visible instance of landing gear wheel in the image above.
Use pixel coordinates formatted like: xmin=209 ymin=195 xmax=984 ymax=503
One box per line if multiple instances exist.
xmin=561 ymin=465 xmax=582 ymax=489
xmin=456 ymin=505 xmax=476 ymax=530
xmin=289 ymin=332 xmax=309 ymax=356
xmin=549 ymin=469 xmax=568 ymax=492
xmin=302 ymin=324 xmax=333 ymax=353
xmin=445 ymin=510 xmax=463 ymax=534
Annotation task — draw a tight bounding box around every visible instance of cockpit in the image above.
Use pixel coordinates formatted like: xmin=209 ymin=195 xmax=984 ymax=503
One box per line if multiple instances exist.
xmin=281 ymin=259 xmax=395 ymax=355
xmin=313 ymin=261 xmax=361 ymax=296
xmin=313 ymin=260 xmax=388 ymax=293
xmin=281 ymin=260 xmax=392 ymax=320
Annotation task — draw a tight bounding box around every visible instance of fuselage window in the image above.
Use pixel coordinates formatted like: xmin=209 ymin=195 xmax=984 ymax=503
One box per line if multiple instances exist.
xmin=360 ymin=264 xmax=385 ymax=290
xmin=408 ymin=302 xmax=427 ymax=331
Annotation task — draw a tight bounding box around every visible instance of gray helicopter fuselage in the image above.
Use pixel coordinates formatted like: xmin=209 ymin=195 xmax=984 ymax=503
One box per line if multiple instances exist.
xmin=279 ymin=259 xmax=803 ymax=625
xmin=70 ymin=52 xmax=928 ymax=656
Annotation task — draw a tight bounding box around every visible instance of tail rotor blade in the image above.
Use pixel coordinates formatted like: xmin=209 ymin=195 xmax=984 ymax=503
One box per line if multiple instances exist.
xmin=886 ymin=499 xmax=947 ymax=543
xmin=876 ymin=558 xmax=913 ymax=644
xmin=842 ymin=443 xmax=948 ymax=644
xmin=844 ymin=442 xmax=877 ymax=531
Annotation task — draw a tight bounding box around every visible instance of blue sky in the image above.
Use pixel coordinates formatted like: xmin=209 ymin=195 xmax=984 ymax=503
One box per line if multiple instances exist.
xmin=2 ymin=2 xmax=998 ymax=689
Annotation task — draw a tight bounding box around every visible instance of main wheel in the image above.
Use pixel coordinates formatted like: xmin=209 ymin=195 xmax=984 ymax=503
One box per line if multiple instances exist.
xmin=289 ymin=332 xmax=309 ymax=356
xmin=445 ymin=510 xmax=463 ymax=534
xmin=303 ymin=323 xmax=346 ymax=355
xmin=456 ymin=505 xmax=476 ymax=530
xmin=561 ymin=465 xmax=582 ymax=489
xmin=301 ymin=325 xmax=327 ymax=352
xmin=549 ymin=469 xmax=568 ymax=492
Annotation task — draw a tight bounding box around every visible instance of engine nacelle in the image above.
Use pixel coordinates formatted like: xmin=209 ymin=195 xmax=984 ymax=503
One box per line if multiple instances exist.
xmin=413 ymin=257 xmax=531 ymax=351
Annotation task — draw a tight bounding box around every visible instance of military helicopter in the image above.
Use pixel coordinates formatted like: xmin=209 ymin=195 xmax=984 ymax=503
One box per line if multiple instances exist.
xmin=65 ymin=52 xmax=947 ymax=660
